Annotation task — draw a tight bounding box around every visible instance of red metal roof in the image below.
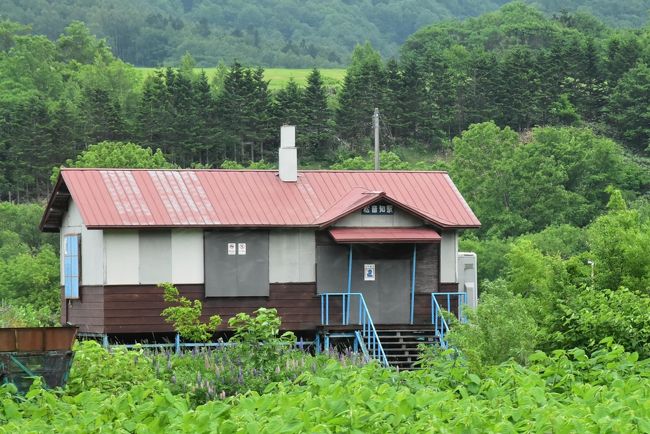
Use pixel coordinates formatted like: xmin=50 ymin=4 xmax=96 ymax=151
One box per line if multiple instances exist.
xmin=312 ymin=188 xmax=385 ymax=227
xmin=328 ymin=227 xmax=441 ymax=243
xmin=41 ymin=169 xmax=480 ymax=230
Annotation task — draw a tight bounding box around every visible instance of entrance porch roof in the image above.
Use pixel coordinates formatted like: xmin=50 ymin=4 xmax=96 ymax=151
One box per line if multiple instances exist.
xmin=328 ymin=227 xmax=441 ymax=244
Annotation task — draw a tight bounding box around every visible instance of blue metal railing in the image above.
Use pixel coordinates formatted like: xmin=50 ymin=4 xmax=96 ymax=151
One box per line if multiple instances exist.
xmin=431 ymin=292 xmax=468 ymax=349
xmin=433 ymin=292 xmax=468 ymax=323
xmin=431 ymin=295 xmax=450 ymax=349
xmin=102 ymin=337 xmax=313 ymax=354
xmin=320 ymin=292 xmax=389 ymax=367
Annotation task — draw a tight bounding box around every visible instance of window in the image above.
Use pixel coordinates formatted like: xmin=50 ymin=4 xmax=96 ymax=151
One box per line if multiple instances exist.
xmin=64 ymin=234 xmax=80 ymax=299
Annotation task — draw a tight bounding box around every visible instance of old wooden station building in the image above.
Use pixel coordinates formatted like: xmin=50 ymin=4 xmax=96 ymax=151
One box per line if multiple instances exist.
xmin=41 ymin=126 xmax=480 ymax=367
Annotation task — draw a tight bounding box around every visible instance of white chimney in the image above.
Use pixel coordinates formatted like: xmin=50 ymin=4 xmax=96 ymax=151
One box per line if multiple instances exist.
xmin=279 ymin=125 xmax=297 ymax=182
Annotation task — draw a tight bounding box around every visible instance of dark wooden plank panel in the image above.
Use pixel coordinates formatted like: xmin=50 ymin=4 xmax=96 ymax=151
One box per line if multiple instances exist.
xmin=76 ymin=324 xmax=105 ymax=334
xmin=413 ymin=293 xmax=432 ymax=325
xmin=104 ymin=299 xmax=320 ymax=311
xmin=100 ymin=310 xmax=167 ymax=317
xmin=80 ymin=286 xmax=105 ymax=294
xmin=103 ymin=295 xmax=167 ymax=303
xmin=104 ymin=314 xmax=319 ymax=325
xmin=100 ymin=283 xmax=322 ymax=333
xmin=69 ymin=302 xmax=104 ymax=309
xmin=68 ymin=309 xmax=104 ymax=316
xmin=104 ymin=285 xmax=203 ymax=293
xmin=105 ymin=324 xmax=174 ymax=333
xmin=69 ymin=314 xmax=104 ymax=321
xmin=104 ymin=320 xmax=321 ymax=334
xmin=65 ymin=285 xmax=105 ymax=332
xmin=439 ymin=283 xmax=459 ymax=292
xmin=68 ymin=319 xmax=103 ymax=327
xmin=415 ymin=243 xmax=439 ymax=293
xmin=105 ymin=302 xmax=320 ymax=315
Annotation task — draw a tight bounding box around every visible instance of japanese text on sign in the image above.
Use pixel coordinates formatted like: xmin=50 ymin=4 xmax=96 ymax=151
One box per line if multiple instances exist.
xmin=361 ymin=203 xmax=394 ymax=215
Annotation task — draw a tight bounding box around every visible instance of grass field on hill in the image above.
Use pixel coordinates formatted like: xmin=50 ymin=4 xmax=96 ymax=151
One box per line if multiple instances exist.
xmin=135 ymin=67 xmax=346 ymax=91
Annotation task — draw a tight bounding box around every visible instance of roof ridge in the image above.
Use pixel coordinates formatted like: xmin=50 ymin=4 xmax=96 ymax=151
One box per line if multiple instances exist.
xmin=59 ymin=167 xmax=449 ymax=174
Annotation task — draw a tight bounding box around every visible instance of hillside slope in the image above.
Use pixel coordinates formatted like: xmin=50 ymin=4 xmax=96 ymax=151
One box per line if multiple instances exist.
xmin=2 ymin=0 xmax=648 ymax=67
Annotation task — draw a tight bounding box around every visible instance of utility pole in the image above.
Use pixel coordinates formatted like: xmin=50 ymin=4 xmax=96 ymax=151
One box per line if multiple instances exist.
xmin=373 ymin=107 xmax=380 ymax=171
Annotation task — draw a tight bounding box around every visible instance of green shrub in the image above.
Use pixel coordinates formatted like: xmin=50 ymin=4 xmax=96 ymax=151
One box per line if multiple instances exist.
xmin=587 ymin=197 xmax=650 ymax=293
xmin=445 ymin=282 xmax=539 ymax=370
xmin=550 ymin=287 xmax=650 ymax=358
xmin=160 ymin=282 xmax=221 ymax=342
xmin=0 ymin=302 xmax=57 ymax=327
xmin=3 ymin=344 xmax=649 ymax=433
xmin=0 ymin=245 xmax=60 ymax=313
xmin=66 ymin=341 xmax=156 ymax=395
xmin=228 ymin=307 xmax=296 ymax=367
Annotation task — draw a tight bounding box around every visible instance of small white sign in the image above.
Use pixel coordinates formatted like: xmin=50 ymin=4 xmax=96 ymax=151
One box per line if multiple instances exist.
xmin=238 ymin=243 xmax=247 ymax=255
xmin=364 ymin=264 xmax=376 ymax=281
xmin=227 ymin=243 xmax=236 ymax=255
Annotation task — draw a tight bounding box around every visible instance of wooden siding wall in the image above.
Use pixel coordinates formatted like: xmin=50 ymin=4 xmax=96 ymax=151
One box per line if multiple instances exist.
xmin=439 ymin=282 xmax=460 ymax=292
xmin=99 ymin=283 xmax=320 ymax=334
xmin=62 ymin=286 xmax=104 ymax=333
xmin=415 ymin=243 xmax=440 ymax=293
xmin=64 ymin=274 xmax=460 ymax=334
xmin=413 ymin=294 xmax=431 ymax=324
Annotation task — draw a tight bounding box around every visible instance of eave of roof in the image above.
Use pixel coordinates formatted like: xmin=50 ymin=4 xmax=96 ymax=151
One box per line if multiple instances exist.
xmin=329 ymin=227 xmax=442 ymax=243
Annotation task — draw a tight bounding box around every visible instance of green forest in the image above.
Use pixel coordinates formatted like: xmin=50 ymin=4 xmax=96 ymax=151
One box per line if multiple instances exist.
xmin=2 ymin=2 xmax=650 ymax=201
xmin=2 ymin=0 xmax=649 ymax=67
xmin=1 ymin=1 xmax=650 ymax=431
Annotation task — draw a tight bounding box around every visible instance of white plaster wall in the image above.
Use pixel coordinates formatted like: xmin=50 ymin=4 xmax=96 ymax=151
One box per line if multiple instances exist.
xmin=104 ymin=230 xmax=139 ymax=285
xmin=171 ymin=229 xmax=204 ymax=284
xmin=139 ymin=231 xmax=172 ymax=284
xmin=59 ymin=201 xmax=103 ymax=286
xmin=269 ymin=230 xmax=316 ymax=283
xmin=334 ymin=208 xmax=422 ymax=227
xmin=440 ymin=231 xmax=458 ymax=283
xmin=81 ymin=228 xmax=104 ymax=285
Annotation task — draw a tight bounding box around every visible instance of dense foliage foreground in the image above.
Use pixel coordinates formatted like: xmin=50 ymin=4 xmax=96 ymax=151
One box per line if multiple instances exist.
xmin=0 ymin=341 xmax=648 ymax=433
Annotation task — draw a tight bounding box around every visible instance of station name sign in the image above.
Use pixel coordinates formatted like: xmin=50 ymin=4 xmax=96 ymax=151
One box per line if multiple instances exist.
xmin=361 ymin=203 xmax=394 ymax=215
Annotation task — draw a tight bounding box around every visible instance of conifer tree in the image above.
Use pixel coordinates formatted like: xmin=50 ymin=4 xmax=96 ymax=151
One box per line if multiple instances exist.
xmin=274 ymin=79 xmax=304 ymax=127
xmin=192 ymin=70 xmax=219 ymax=164
xmin=250 ymin=67 xmax=273 ymax=161
xmin=137 ymin=70 xmax=172 ymax=149
xmin=336 ymin=43 xmax=386 ymax=151
xmin=81 ymin=87 xmax=125 ymax=144
xmin=609 ymin=63 xmax=650 ymax=153
xmin=302 ymin=68 xmax=331 ymax=161
xmin=217 ymin=62 xmax=247 ymax=161
xmin=218 ymin=63 xmax=273 ymax=162
xmin=166 ymin=68 xmax=195 ymax=164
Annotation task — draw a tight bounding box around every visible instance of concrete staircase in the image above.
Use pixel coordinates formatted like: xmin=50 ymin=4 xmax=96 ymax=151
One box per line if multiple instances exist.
xmin=375 ymin=328 xmax=439 ymax=370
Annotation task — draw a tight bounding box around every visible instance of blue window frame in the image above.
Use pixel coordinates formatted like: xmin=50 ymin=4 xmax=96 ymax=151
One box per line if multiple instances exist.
xmin=64 ymin=234 xmax=80 ymax=299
